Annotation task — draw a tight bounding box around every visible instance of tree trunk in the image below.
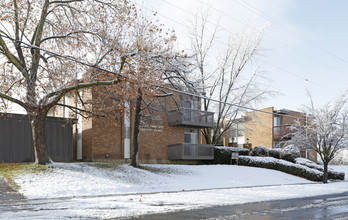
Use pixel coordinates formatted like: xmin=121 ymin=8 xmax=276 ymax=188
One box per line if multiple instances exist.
xmin=323 ymin=161 xmax=329 ymax=184
xmin=202 ymin=128 xmax=211 ymax=144
xmin=131 ymin=90 xmax=142 ymax=168
xmin=29 ymin=110 xmax=51 ymax=164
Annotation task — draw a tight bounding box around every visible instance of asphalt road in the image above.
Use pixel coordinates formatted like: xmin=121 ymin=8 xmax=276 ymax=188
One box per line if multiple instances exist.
xmin=2 ymin=180 xmax=348 ymax=220
xmin=131 ymin=191 xmax=348 ymax=220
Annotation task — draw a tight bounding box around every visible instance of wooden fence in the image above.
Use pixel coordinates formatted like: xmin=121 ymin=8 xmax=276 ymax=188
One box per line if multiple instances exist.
xmin=0 ymin=113 xmax=74 ymax=162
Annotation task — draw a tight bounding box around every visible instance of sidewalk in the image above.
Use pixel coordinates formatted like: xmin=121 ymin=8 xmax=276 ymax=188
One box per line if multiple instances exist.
xmin=0 ymin=177 xmax=24 ymax=202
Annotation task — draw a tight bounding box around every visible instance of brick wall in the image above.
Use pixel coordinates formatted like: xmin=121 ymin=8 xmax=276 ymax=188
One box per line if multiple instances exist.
xmin=138 ymin=113 xmax=184 ymax=161
xmin=245 ymin=107 xmax=274 ymax=149
xmin=81 ymin=88 xmax=207 ymax=162
xmin=282 ymin=110 xmax=306 ymax=125
xmin=92 ymin=116 xmax=123 ymax=160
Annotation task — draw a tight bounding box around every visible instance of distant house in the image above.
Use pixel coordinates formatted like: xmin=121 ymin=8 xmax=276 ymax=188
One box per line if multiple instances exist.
xmin=223 ymin=107 xmax=317 ymax=162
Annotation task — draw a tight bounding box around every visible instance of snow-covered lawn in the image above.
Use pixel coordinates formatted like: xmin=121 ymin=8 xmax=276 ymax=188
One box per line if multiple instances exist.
xmin=3 ymin=163 xmax=348 ymax=219
xmin=16 ymin=163 xmax=315 ymax=199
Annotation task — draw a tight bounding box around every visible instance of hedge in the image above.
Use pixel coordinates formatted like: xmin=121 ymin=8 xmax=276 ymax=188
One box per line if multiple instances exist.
xmin=281 ymin=145 xmax=301 ymax=163
xmin=209 ymin=147 xmax=250 ymax=164
xmin=250 ymin=145 xmax=269 ymax=157
xmin=269 ymin=149 xmax=281 ymax=159
xmin=238 ymin=156 xmax=323 ymax=181
xmin=295 ymin=158 xmax=345 ymax=180
xmin=209 ymin=147 xmax=345 ymax=182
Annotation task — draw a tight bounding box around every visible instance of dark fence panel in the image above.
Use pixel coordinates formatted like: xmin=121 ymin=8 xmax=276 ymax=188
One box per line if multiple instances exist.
xmin=0 ymin=113 xmax=74 ymax=162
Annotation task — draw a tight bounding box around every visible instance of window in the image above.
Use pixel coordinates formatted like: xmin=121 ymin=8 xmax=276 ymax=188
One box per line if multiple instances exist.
xmin=274 ymin=116 xmax=282 ymax=126
xmin=184 ymin=128 xmax=198 ymax=144
xmin=229 ymin=122 xmax=245 ymax=143
xmin=184 ymin=97 xmax=198 ymax=110
xmin=237 ymin=123 xmax=245 ymax=137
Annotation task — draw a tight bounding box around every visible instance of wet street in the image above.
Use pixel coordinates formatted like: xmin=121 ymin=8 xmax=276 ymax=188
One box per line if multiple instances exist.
xmin=132 ymin=191 xmax=348 ymax=220
xmin=1 ymin=183 xmax=348 ymax=219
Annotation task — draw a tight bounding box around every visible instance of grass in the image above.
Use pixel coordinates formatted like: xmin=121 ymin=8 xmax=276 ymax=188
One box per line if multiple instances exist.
xmin=138 ymin=165 xmax=166 ymax=173
xmin=0 ymin=163 xmax=48 ymax=190
xmin=89 ymin=163 xmax=123 ymax=169
xmin=138 ymin=164 xmax=192 ymax=175
xmin=90 ymin=162 xmax=185 ymax=175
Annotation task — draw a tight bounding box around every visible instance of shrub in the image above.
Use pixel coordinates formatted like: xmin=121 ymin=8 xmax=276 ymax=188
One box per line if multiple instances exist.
xmin=250 ymin=145 xmax=269 ymax=157
xmin=210 ymin=147 xmax=250 ymax=164
xmin=238 ymin=156 xmax=322 ymax=181
xmin=269 ymin=149 xmax=281 ymax=159
xmin=295 ymin=158 xmax=345 ymax=180
xmin=208 ymin=147 xmax=345 ymax=181
xmin=281 ymin=145 xmax=300 ymax=162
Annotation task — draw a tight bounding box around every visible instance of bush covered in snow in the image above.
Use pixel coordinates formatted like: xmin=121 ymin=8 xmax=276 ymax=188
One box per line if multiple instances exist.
xmin=250 ymin=145 xmax=269 ymax=157
xmin=269 ymin=149 xmax=281 ymax=159
xmin=295 ymin=158 xmax=344 ymax=180
xmin=238 ymin=156 xmax=324 ymax=181
xmin=281 ymin=145 xmax=300 ymax=162
xmin=211 ymin=147 xmax=250 ymax=164
xmin=209 ymin=146 xmax=345 ymax=181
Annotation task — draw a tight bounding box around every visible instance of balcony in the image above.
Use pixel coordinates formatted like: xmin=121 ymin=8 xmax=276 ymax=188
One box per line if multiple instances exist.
xmin=168 ymin=108 xmax=214 ymax=128
xmin=168 ymin=143 xmax=214 ymax=160
xmin=273 ymin=125 xmax=294 ymax=140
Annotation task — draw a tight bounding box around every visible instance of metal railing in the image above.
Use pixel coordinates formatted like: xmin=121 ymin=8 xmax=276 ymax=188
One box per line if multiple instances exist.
xmin=168 ymin=108 xmax=214 ymax=128
xmin=273 ymin=125 xmax=293 ymax=140
xmin=168 ymin=143 xmax=214 ymax=160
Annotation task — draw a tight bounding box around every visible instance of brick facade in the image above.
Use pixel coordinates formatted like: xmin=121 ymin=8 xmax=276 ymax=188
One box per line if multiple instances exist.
xmin=245 ymin=107 xmax=274 ymax=149
xmin=224 ymin=107 xmax=317 ymax=162
xmin=81 ymin=88 xmax=208 ymax=163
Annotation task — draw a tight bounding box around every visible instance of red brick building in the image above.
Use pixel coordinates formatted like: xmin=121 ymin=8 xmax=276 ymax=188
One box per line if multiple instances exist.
xmin=80 ymin=89 xmax=215 ymax=163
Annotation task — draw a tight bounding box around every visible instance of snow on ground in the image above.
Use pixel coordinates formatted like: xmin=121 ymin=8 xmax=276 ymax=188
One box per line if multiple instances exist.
xmin=15 ymin=163 xmax=313 ymax=199
xmin=2 ymin=163 xmax=348 ymax=219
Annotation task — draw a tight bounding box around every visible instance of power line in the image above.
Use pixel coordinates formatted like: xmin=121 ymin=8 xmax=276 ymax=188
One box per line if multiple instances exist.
xmin=191 ymin=0 xmax=346 ymax=84
xmin=235 ymin=0 xmax=348 ymax=66
xmin=198 ymin=0 xmax=345 ymax=72
xmin=137 ymin=0 xmax=340 ymax=94
xmin=271 ymin=65 xmax=337 ymax=93
xmin=0 ymin=33 xmax=306 ymax=120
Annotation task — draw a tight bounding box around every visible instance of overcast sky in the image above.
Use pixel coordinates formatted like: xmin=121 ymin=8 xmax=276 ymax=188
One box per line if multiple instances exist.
xmin=135 ymin=0 xmax=348 ymax=111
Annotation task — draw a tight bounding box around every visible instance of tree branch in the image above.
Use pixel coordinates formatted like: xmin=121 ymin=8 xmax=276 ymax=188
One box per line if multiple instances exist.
xmin=0 ymin=35 xmax=27 ymax=77
xmin=0 ymin=91 xmax=26 ymax=108
xmin=44 ymin=78 xmax=123 ymax=109
xmin=40 ymin=31 xmax=95 ymax=44
xmin=55 ymin=103 xmax=95 ymax=118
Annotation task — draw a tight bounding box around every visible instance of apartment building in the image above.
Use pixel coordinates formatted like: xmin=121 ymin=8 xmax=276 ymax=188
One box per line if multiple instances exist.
xmin=224 ymin=107 xmax=317 ymax=162
xmin=80 ymin=88 xmax=215 ymax=163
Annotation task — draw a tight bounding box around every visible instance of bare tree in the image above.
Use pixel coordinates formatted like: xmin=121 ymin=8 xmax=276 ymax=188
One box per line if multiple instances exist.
xmin=188 ymin=9 xmax=272 ymax=145
xmin=288 ymin=91 xmax=348 ymax=183
xmin=89 ymin=11 xmax=193 ymax=167
xmin=0 ymin=0 xmax=161 ymax=164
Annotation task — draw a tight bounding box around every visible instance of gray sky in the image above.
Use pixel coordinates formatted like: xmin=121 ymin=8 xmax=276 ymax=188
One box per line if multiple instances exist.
xmin=135 ymin=0 xmax=348 ymax=111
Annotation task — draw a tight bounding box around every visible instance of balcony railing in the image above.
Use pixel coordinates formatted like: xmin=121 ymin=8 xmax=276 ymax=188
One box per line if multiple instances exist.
xmin=168 ymin=143 xmax=214 ymax=160
xmin=168 ymin=108 xmax=214 ymax=128
xmin=273 ymin=125 xmax=294 ymax=140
